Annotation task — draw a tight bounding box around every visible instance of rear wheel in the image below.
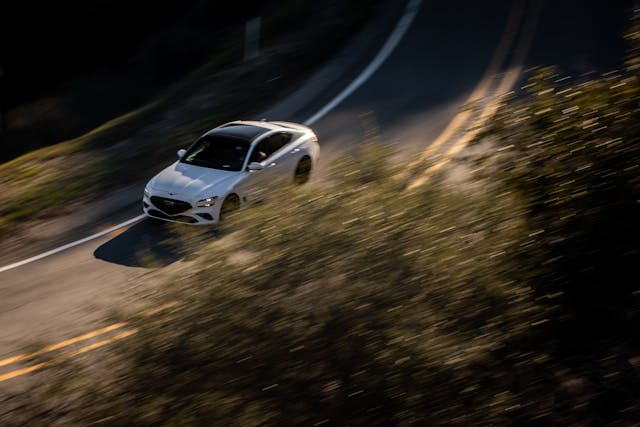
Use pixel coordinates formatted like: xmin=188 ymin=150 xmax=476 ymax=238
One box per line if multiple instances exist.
xmin=294 ymin=156 xmax=312 ymax=184
xmin=219 ymin=194 xmax=240 ymax=221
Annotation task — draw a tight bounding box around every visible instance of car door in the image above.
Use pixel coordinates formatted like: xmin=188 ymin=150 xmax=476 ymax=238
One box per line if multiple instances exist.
xmin=272 ymin=131 xmax=302 ymax=180
xmin=263 ymin=132 xmax=295 ymax=184
xmin=240 ymin=133 xmax=290 ymax=202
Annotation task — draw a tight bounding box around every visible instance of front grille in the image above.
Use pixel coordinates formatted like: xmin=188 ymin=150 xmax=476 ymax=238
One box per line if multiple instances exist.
xmin=150 ymin=196 xmax=192 ymax=216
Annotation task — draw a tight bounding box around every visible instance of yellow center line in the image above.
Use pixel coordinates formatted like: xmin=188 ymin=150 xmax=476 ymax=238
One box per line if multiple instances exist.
xmin=405 ymin=0 xmax=541 ymax=190
xmin=0 ymin=329 xmax=138 ymax=383
xmin=0 ymin=301 xmax=178 ymax=369
xmin=60 ymin=329 xmax=139 ymax=359
xmin=0 ymin=323 xmax=127 ymax=368
xmin=0 ymin=315 xmax=177 ymax=383
xmin=405 ymin=65 xmax=522 ymax=190
xmin=396 ymin=0 xmax=525 ymax=182
xmin=0 ymin=363 xmax=48 ymax=383
xmin=141 ymin=301 xmax=179 ymax=317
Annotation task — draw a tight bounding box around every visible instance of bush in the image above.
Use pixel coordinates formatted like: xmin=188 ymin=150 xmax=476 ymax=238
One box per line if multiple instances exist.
xmin=4 ymin=143 xmax=552 ymax=425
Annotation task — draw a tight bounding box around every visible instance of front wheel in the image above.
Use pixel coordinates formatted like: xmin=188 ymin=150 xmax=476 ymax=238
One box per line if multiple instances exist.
xmin=294 ymin=156 xmax=312 ymax=184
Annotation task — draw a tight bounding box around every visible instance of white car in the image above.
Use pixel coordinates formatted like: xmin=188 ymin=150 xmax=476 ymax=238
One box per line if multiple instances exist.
xmin=143 ymin=120 xmax=319 ymax=225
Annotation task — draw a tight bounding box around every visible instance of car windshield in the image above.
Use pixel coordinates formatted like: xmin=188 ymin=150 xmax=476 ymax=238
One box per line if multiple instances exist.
xmin=180 ymin=136 xmax=249 ymax=171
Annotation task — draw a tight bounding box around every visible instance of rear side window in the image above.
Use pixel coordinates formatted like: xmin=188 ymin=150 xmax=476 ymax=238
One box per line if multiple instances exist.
xmin=248 ymin=132 xmax=292 ymax=163
xmin=266 ymin=132 xmax=292 ymax=154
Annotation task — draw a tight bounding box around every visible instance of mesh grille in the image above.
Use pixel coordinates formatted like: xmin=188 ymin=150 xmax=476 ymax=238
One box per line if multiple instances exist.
xmin=150 ymin=196 xmax=192 ymax=215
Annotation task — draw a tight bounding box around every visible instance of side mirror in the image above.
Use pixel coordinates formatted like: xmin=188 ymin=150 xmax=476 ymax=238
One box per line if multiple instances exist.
xmin=248 ymin=162 xmax=264 ymax=171
xmin=177 ymin=149 xmax=187 ymax=159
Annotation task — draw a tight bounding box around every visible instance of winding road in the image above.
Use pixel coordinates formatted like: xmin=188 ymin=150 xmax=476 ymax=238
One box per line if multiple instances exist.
xmin=0 ymin=0 xmax=632 ymax=387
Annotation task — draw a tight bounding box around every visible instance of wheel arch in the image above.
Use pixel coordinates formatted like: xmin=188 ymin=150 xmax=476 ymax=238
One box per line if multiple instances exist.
xmin=224 ymin=192 xmax=242 ymax=206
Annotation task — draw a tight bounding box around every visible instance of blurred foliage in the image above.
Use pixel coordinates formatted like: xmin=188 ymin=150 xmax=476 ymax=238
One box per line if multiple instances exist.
xmin=478 ymin=6 xmax=640 ymax=355
xmin=3 ymin=144 xmax=550 ymax=425
xmin=470 ymin=9 xmax=640 ymax=423
xmin=3 ymin=9 xmax=640 ymax=427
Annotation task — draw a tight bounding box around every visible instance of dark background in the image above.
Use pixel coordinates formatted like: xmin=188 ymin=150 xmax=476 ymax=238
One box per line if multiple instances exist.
xmin=0 ymin=1 xmax=282 ymax=104
xmin=0 ymin=0 xmax=316 ymax=161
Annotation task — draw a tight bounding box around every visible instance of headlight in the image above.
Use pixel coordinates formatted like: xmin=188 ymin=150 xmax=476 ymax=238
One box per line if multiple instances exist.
xmin=144 ymin=187 xmax=150 ymax=198
xmin=196 ymin=196 xmax=218 ymax=207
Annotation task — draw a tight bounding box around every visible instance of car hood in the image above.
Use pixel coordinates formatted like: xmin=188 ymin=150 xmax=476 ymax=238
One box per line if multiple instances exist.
xmin=148 ymin=161 xmax=240 ymax=199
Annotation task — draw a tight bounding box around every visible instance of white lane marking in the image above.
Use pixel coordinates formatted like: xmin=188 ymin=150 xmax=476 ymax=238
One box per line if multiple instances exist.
xmin=0 ymin=215 xmax=146 ymax=273
xmin=304 ymin=0 xmax=423 ymax=126
xmin=0 ymin=0 xmax=423 ymax=274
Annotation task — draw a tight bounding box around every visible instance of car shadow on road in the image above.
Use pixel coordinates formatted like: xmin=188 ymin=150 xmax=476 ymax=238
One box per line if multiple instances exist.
xmin=94 ymin=219 xmax=218 ymax=268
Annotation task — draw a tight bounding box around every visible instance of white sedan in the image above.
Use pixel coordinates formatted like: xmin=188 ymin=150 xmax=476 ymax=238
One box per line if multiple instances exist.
xmin=143 ymin=120 xmax=319 ymax=225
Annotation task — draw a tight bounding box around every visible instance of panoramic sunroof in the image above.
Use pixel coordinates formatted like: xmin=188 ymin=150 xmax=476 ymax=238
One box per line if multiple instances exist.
xmin=213 ymin=124 xmax=270 ymax=141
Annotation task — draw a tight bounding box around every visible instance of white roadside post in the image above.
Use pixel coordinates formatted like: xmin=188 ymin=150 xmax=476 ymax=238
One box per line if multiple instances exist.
xmin=244 ymin=17 xmax=261 ymax=61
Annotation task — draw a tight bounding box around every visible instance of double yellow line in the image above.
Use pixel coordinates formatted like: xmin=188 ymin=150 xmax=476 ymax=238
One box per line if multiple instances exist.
xmin=0 ymin=302 xmax=177 ymax=383
xmin=402 ymin=0 xmax=541 ymax=190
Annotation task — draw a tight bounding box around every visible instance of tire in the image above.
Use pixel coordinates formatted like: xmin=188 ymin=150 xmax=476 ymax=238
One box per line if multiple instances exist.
xmin=294 ymin=156 xmax=312 ymax=184
xmin=219 ymin=194 xmax=240 ymax=221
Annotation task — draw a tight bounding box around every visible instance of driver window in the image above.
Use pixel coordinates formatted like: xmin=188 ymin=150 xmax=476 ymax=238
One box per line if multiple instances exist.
xmin=248 ymin=132 xmax=291 ymax=165
xmin=249 ymin=140 xmax=269 ymax=164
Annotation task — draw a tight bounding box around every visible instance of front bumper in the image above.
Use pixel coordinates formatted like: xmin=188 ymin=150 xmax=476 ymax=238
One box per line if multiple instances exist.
xmin=142 ymin=191 xmax=220 ymax=225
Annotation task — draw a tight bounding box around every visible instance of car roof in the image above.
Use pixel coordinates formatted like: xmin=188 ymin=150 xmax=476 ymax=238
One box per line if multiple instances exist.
xmin=202 ymin=123 xmax=270 ymax=141
xmin=201 ymin=120 xmax=308 ymax=143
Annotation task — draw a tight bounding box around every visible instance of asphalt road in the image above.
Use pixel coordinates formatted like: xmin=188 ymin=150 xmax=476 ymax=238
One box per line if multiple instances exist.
xmin=0 ymin=0 xmax=633 ymax=385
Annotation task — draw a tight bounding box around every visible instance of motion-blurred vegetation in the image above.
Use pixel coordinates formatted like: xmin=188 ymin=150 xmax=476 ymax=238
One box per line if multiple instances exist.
xmin=3 ymin=9 xmax=639 ymax=427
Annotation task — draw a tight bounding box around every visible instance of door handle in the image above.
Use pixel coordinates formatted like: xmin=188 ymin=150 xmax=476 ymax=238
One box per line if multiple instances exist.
xmin=268 ymin=162 xmax=277 ymax=168
xmin=291 ymin=148 xmax=300 ymax=153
